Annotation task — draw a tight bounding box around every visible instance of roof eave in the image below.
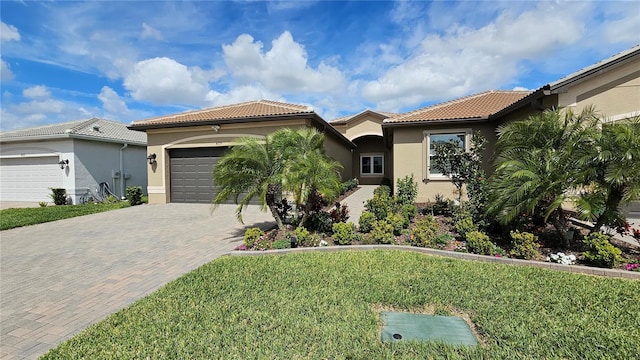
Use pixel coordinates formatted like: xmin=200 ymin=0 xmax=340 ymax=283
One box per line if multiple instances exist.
xmin=381 ymin=116 xmax=488 ymax=128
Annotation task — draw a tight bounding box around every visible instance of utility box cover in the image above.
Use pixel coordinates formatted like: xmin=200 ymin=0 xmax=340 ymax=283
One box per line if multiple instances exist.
xmin=380 ymin=311 xmax=477 ymax=346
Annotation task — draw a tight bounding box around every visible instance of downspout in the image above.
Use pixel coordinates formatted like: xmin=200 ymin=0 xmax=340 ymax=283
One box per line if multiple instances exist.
xmin=119 ymin=143 xmax=128 ymax=199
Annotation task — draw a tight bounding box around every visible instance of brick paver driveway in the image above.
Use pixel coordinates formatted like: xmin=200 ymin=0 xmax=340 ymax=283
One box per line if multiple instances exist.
xmin=0 ymin=203 xmax=273 ymax=359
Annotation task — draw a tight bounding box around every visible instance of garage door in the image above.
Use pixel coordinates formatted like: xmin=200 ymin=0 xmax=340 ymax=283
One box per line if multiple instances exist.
xmin=0 ymin=156 xmax=63 ymax=202
xmin=169 ymin=148 xmax=229 ymax=204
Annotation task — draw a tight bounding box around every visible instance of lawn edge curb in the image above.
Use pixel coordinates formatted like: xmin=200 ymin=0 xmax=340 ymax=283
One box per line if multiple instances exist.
xmin=227 ymin=245 xmax=640 ymax=279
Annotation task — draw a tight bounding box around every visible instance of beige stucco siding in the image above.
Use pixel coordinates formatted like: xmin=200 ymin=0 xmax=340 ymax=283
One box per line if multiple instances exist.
xmin=344 ymin=116 xmax=384 ymax=140
xmin=144 ymin=118 xmax=353 ymax=204
xmin=557 ymin=57 xmax=640 ymax=120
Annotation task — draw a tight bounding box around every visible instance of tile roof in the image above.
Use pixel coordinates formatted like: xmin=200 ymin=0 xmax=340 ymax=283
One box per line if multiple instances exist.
xmin=383 ymin=90 xmax=532 ymax=124
xmin=0 ymin=118 xmax=147 ymax=144
xmin=329 ymin=110 xmax=398 ymax=124
xmin=549 ymin=44 xmax=640 ymax=90
xmin=130 ymin=100 xmax=315 ymax=128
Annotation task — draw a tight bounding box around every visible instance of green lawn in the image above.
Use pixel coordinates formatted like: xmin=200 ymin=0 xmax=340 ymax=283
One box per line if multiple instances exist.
xmin=43 ymin=251 xmax=639 ymax=359
xmin=0 ymin=202 xmax=130 ymax=230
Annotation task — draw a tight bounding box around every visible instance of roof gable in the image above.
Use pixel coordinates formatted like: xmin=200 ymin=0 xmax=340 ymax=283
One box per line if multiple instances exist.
xmin=383 ymin=90 xmax=532 ymax=125
xmin=0 ymin=118 xmax=146 ymax=145
xmin=330 ymin=109 xmax=397 ymax=125
xmin=130 ymin=100 xmax=315 ymax=128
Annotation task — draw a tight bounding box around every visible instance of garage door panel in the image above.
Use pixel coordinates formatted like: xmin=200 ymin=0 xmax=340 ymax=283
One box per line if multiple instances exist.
xmin=0 ymin=156 xmax=63 ymax=202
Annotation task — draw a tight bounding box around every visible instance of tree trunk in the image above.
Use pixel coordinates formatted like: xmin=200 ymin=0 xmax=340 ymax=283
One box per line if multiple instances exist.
xmin=592 ymin=187 xmax=624 ymax=233
xmin=266 ymin=183 xmax=285 ymax=230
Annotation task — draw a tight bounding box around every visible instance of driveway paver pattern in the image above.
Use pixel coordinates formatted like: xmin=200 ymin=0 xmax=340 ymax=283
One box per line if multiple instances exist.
xmin=0 ymin=203 xmax=273 ymax=359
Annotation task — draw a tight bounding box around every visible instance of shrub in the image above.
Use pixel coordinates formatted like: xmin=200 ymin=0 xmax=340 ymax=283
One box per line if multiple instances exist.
xmin=329 ymin=203 xmax=349 ymax=223
xmin=466 ymin=230 xmax=493 ymax=255
xmin=126 ymin=186 xmax=143 ymax=206
xmin=365 ymin=192 xmax=393 ymax=220
xmin=295 ymin=226 xmax=310 ymax=247
xmin=426 ymin=194 xmax=456 ymax=216
xmin=341 ymin=178 xmax=359 ymax=194
xmin=454 ymin=215 xmax=476 ymax=239
xmin=370 ymin=220 xmax=395 ymax=244
xmin=304 ymin=211 xmax=332 ymax=233
xmin=272 ymin=239 xmax=291 ymax=249
xmin=373 ymin=185 xmax=391 ymax=198
xmin=254 ymin=236 xmax=271 ymax=251
xmin=582 ymin=232 xmax=622 ymax=268
xmin=410 ymin=216 xmax=439 ymax=247
xmin=434 ymin=233 xmax=454 ymax=246
xmin=39 ymin=201 xmax=47 ymax=207
xmin=243 ymin=227 xmax=265 ymax=248
xmin=332 ymin=222 xmax=357 ymax=245
xmin=381 ymin=177 xmax=392 ymax=188
xmin=509 ymin=230 xmax=540 ymax=260
xmin=50 ymin=188 xmax=67 ymax=206
xmin=400 ymin=203 xmax=417 ymax=225
xmin=386 ymin=213 xmax=405 ymax=236
xmin=396 ymin=174 xmax=418 ymax=205
xmin=358 ymin=211 xmax=376 ymax=233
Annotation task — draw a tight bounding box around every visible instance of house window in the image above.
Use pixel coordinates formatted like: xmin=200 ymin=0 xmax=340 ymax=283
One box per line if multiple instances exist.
xmin=361 ymin=154 xmax=384 ymax=176
xmin=424 ymin=130 xmax=471 ymax=179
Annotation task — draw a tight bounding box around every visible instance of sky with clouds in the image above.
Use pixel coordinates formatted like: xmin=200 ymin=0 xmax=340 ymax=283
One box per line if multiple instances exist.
xmin=1 ymin=0 xmax=639 ymax=131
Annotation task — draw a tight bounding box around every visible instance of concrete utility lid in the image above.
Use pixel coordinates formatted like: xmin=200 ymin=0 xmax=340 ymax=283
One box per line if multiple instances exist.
xmin=380 ymin=311 xmax=478 ymax=346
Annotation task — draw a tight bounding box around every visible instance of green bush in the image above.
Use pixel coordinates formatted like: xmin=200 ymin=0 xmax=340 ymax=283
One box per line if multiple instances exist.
xmin=434 ymin=233 xmax=454 ymax=246
xmin=370 ymin=220 xmax=395 ymax=244
xmin=400 ymin=203 xmax=417 ymax=225
xmin=125 ymin=186 xmax=143 ymax=206
xmin=454 ymin=216 xmax=476 ymax=239
xmin=304 ymin=211 xmax=332 ymax=233
xmin=272 ymin=240 xmax=291 ymax=249
xmin=396 ymin=174 xmax=418 ymax=205
xmin=582 ymin=232 xmax=622 ymax=268
xmin=385 ymin=213 xmax=405 ymax=236
xmin=295 ymin=226 xmax=310 ymax=247
xmin=332 ymin=222 xmax=357 ymax=245
xmin=50 ymin=188 xmax=67 ymax=205
xmin=365 ymin=192 xmax=393 ymax=220
xmin=425 ymin=194 xmax=456 ymax=216
xmin=243 ymin=227 xmax=265 ymax=248
xmin=340 ymin=178 xmax=359 ymax=194
xmin=373 ymin=185 xmax=391 ymax=198
xmin=410 ymin=216 xmax=439 ymax=247
xmin=358 ymin=211 xmax=376 ymax=233
xmin=466 ymin=230 xmax=493 ymax=255
xmin=509 ymin=230 xmax=540 ymax=260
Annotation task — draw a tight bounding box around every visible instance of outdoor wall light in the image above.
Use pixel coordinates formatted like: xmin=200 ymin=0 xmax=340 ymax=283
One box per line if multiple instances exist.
xmin=58 ymin=159 xmax=69 ymax=169
xmin=147 ymin=153 xmax=157 ymax=165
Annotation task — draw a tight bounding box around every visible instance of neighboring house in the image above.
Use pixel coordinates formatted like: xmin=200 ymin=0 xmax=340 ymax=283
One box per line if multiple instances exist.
xmin=0 ymin=118 xmax=147 ymax=204
xmin=328 ymin=110 xmax=397 ymax=185
xmin=128 ymin=100 xmax=355 ymax=204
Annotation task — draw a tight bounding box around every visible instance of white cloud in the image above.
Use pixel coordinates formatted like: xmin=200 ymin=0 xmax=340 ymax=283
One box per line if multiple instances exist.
xmin=0 ymin=59 xmax=14 ymax=82
xmin=123 ymin=57 xmax=213 ymax=105
xmin=23 ymin=85 xmax=51 ymax=99
xmin=98 ymin=86 xmax=129 ymax=115
xmin=222 ymin=31 xmax=345 ymax=93
xmin=1 ymin=22 xmax=20 ymax=42
xmin=361 ymin=3 xmax=585 ymax=110
xmin=141 ymin=22 xmax=163 ymax=40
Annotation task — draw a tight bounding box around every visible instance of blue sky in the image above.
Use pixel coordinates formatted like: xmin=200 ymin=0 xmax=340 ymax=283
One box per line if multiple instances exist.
xmin=1 ymin=0 xmax=639 ymax=131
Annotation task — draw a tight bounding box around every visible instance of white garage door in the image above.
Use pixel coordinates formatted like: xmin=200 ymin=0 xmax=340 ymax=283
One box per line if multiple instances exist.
xmin=0 ymin=156 xmax=63 ymax=202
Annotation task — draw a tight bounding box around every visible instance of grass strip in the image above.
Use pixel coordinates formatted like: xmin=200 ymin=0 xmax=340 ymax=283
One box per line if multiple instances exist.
xmin=0 ymin=202 xmax=130 ymax=230
xmin=43 ymin=250 xmax=640 ymax=359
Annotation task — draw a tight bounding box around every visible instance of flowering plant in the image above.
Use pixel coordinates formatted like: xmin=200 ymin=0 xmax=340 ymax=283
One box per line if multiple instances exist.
xmin=546 ymin=252 xmax=577 ymax=265
xmin=626 ymin=263 xmax=640 ymax=271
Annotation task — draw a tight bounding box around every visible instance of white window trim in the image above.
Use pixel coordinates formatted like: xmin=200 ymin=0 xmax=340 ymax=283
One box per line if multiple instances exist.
xmin=360 ymin=153 xmax=384 ymax=176
xmin=423 ymin=129 xmax=472 ymax=181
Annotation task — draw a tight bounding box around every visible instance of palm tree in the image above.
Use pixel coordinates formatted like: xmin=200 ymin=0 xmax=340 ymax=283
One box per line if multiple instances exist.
xmin=212 ymin=128 xmax=343 ymax=230
xmin=487 ymin=108 xmax=599 ymax=240
xmin=576 ymin=116 xmax=640 ymax=232
xmin=212 ymin=134 xmax=287 ymax=229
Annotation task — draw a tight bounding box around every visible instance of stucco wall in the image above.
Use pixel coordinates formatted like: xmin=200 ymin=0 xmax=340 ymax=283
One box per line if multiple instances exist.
xmin=73 ymin=139 xmax=147 ymax=202
xmin=557 ymin=57 xmax=640 ymax=120
xmin=144 ymin=118 xmax=353 ymax=204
